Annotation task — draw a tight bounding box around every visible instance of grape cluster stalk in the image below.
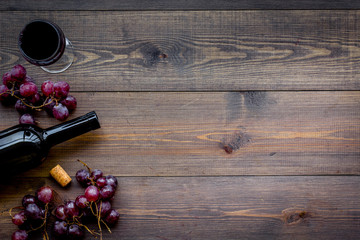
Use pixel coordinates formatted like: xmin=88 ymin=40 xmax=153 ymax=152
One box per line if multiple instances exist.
xmin=9 ymin=161 xmax=120 ymax=240
xmin=0 ymin=64 xmax=77 ymax=124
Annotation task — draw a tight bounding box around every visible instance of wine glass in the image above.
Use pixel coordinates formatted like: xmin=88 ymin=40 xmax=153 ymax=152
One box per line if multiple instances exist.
xmin=18 ymin=19 xmax=74 ymax=73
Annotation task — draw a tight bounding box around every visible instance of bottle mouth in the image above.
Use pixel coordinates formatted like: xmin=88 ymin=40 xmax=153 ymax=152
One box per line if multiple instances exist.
xmin=87 ymin=111 xmax=101 ymax=130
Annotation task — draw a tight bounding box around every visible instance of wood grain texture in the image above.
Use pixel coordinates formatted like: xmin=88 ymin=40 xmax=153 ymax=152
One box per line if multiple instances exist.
xmin=1 ymin=91 xmax=359 ymax=177
xmin=0 ymin=176 xmax=359 ymax=239
xmin=1 ymin=0 xmax=360 ymax=10
xmin=1 ymin=11 xmax=360 ymax=91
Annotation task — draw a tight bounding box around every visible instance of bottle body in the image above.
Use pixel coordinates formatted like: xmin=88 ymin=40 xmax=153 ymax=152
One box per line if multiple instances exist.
xmin=0 ymin=111 xmax=100 ymax=176
xmin=0 ymin=124 xmax=48 ymax=175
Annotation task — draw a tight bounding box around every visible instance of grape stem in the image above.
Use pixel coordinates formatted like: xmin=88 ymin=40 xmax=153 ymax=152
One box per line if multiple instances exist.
xmin=101 ymin=219 xmax=112 ymax=233
xmin=73 ymin=217 xmax=100 ymax=237
xmin=98 ymin=201 xmax=103 ymax=239
xmin=8 ymin=206 xmax=24 ymax=218
xmin=31 ymin=203 xmax=49 ymax=232
xmin=0 ymin=88 xmax=56 ymax=111
xmin=43 ymin=230 xmax=49 ymax=240
xmin=77 ymin=159 xmax=92 ymax=173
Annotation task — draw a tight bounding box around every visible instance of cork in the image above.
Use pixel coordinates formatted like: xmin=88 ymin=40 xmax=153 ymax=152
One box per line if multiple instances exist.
xmin=50 ymin=164 xmax=72 ymax=187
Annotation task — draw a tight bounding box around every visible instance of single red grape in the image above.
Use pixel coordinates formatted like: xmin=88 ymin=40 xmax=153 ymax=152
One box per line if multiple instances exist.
xmin=27 ymin=92 xmax=41 ymax=105
xmin=41 ymin=80 xmax=54 ymax=97
xmin=99 ymin=185 xmax=115 ymax=200
xmin=19 ymin=114 xmax=35 ymax=125
xmin=19 ymin=82 xmax=38 ymax=97
xmin=53 ymin=103 xmax=69 ymax=121
xmin=75 ymin=169 xmax=90 ymax=186
xmin=104 ymin=209 xmax=120 ymax=225
xmin=24 ymin=203 xmax=42 ymax=220
xmin=67 ymin=224 xmax=84 ymax=239
xmin=64 ymin=200 xmax=80 ymax=218
xmin=90 ymin=169 xmax=103 ymax=181
xmin=15 ymin=100 xmax=30 ymax=113
xmin=0 ymin=84 xmax=10 ymax=101
xmin=96 ymin=177 xmax=107 ymax=188
xmin=10 ymin=65 xmax=26 ymax=82
xmin=22 ymin=195 xmax=36 ymax=207
xmin=11 ymin=230 xmax=28 ymax=240
xmin=85 ymin=185 xmax=100 ymax=202
xmin=82 ymin=206 xmax=94 ymax=219
xmin=54 ymin=81 xmax=70 ymax=98
xmin=106 ymin=175 xmax=118 ymax=188
xmin=61 ymin=95 xmax=77 ymax=111
xmin=54 ymin=205 xmax=67 ymax=220
xmin=52 ymin=220 xmax=68 ymax=237
xmin=2 ymin=71 xmax=13 ymax=87
xmin=36 ymin=186 xmax=53 ymax=204
xmin=75 ymin=195 xmax=88 ymax=209
xmin=12 ymin=211 xmax=26 ymax=226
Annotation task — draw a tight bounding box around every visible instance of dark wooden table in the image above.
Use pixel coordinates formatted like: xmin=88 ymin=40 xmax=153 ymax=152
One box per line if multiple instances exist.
xmin=1 ymin=1 xmax=360 ymax=239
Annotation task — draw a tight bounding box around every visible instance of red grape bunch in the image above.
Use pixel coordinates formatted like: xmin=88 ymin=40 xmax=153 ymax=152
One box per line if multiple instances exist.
xmin=53 ymin=160 xmax=120 ymax=239
xmin=10 ymin=186 xmax=54 ymax=240
xmin=9 ymin=161 xmax=120 ymax=240
xmin=0 ymin=64 xmax=77 ymax=124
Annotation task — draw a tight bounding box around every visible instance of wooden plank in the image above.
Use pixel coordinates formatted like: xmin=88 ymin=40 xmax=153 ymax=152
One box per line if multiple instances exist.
xmin=1 ymin=0 xmax=359 ymax=10
xmin=1 ymin=11 xmax=360 ymax=91
xmin=0 ymin=176 xmax=359 ymax=239
xmin=0 ymin=91 xmax=359 ymax=177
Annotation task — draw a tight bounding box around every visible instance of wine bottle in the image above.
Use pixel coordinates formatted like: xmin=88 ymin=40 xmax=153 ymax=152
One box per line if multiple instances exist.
xmin=0 ymin=111 xmax=100 ymax=176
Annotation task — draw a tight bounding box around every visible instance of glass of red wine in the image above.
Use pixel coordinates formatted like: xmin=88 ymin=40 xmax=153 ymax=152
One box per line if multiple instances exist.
xmin=18 ymin=19 xmax=74 ymax=73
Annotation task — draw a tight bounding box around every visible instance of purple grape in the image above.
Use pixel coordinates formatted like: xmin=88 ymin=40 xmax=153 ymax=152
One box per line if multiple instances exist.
xmin=90 ymin=169 xmax=103 ymax=181
xmin=53 ymin=103 xmax=69 ymax=121
xmin=100 ymin=201 xmax=112 ymax=217
xmin=10 ymin=64 xmax=26 ymax=82
xmin=19 ymin=114 xmax=35 ymax=125
xmin=15 ymin=100 xmax=30 ymax=113
xmin=106 ymin=175 xmax=118 ymax=188
xmin=12 ymin=211 xmax=26 ymax=226
xmin=11 ymin=230 xmax=28 ymax=240
xmin=61 ymin=95 xmax=77 ymax=111
xmin=64 ymin=200 xmax=80 ymax=218
xmin=54 ymin=81 xmax=70 ymax=99
xmin=67 ymin=224 xmax=84 ymax=239
xmin=96 ymin=177 xmax=107 ymax=188
xmin=24 ymin=203 xmax=42 ymax=220
xmin=0 ymin=84 xmax=10 ymax=101
xmin=43 ymin=98 xmax=56 ymax=116
xmin=41 ymin=80 xmax=54 ymax=97
xmin=81 ymin=206 xmax=94 ymax=219
xmin=52 ymin=220 xmax=68 ymax=237
xmin=104 ymin=209 xmax=120 ymax=225
xmin=75 ymin=195 xmax=88 ymax=209
xmin=75 ymin=169 xmax=90 ymax=186
xmin=85 ymin=185 xmax=100 ymax=202
xmin=99 ymin=185 xmax=115 ymax=200
xmin=55 ymin=205 xmax=67 ymax=220
xmin=36 ymin=186 xmax=53 ymax=204
xmin=23 ymin=76 xmax=34 ymax=84
xmin=27 ymin=92 xmax=41 ymax=105
xmin=22 ymin=195 xmax=36 ymax=207
xmin=2 ymin=71 xmax=13 ymax=87
xmin=19 ymin=82 xmax=38 ymax=97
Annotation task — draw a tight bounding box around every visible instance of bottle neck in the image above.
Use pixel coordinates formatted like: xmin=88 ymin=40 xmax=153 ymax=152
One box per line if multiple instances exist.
xmin=43 ymin=111 xmax=100 ymax=147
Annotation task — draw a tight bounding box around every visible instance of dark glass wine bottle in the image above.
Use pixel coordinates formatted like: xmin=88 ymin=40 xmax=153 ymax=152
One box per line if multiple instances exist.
xmin=0 ymin=111 xmax=100 ymax=176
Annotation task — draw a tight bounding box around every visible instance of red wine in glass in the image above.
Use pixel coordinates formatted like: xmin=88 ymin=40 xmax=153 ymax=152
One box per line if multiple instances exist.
xmin=18 ymin=19 xmax=74 ymax=73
